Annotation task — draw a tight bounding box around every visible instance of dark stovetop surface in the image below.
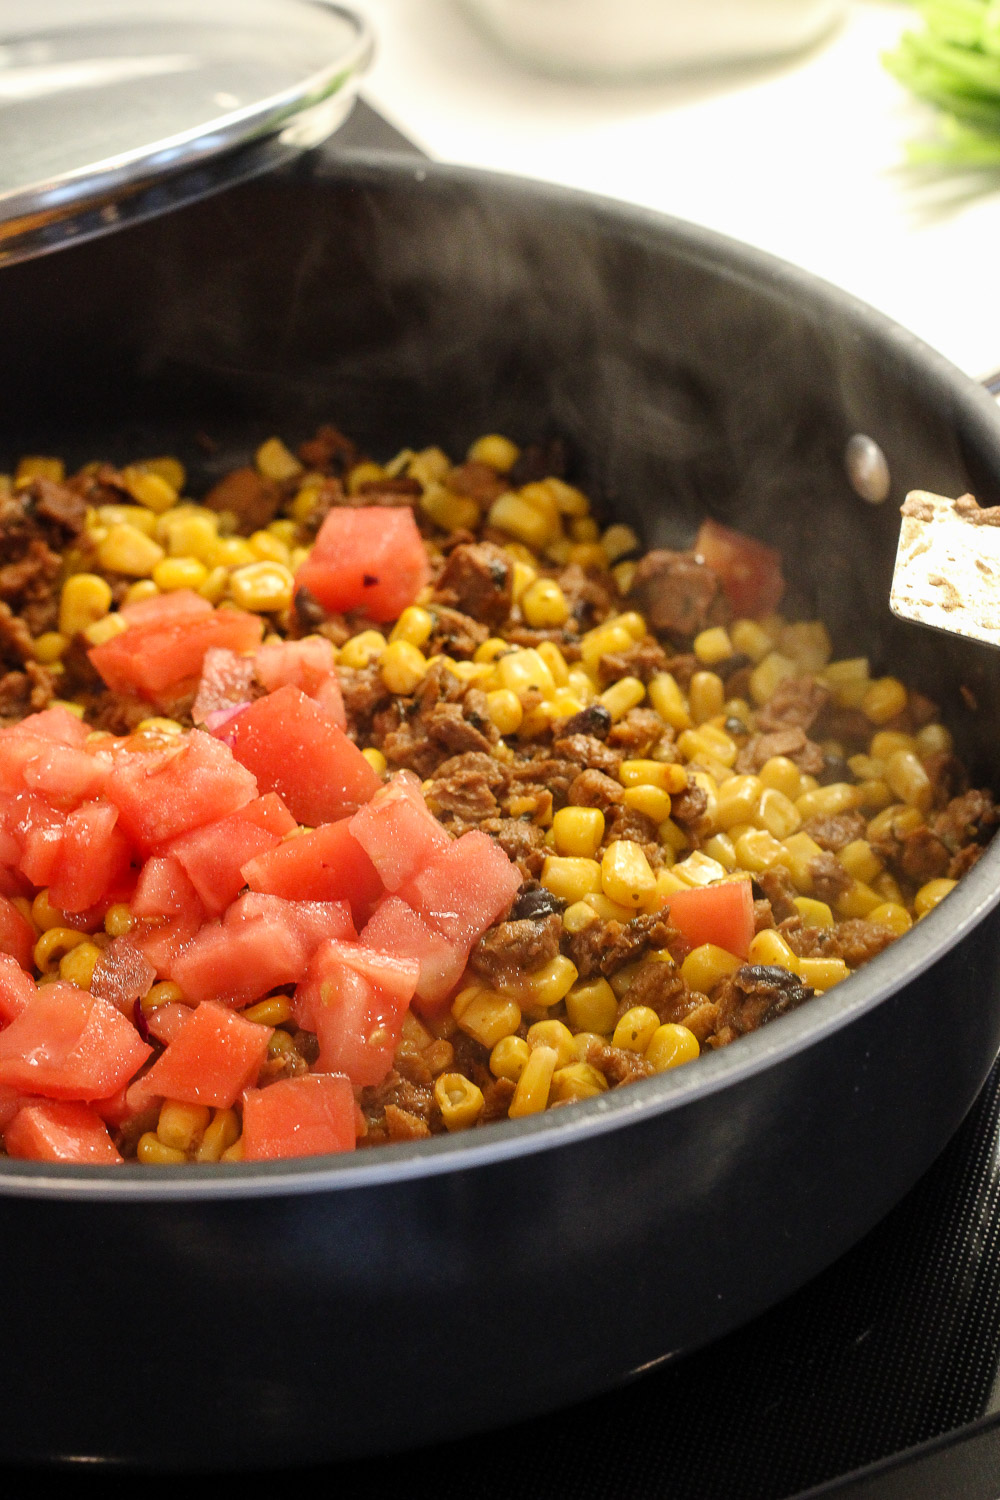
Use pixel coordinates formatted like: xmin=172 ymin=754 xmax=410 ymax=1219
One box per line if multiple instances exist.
xmin=16 ymin=98 xmax=1000 ymax=1499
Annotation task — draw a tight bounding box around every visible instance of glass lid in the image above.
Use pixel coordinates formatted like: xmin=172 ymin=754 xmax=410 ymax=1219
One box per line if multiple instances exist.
xmin=0 ymin=0 xmax=373 ymax=265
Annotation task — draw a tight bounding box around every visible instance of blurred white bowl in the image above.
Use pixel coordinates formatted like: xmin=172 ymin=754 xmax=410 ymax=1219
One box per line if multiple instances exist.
xmin=459 ymin=0 xmax=845 ymax=79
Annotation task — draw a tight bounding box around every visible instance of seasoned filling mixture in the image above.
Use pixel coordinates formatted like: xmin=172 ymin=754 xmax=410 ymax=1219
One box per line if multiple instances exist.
xmin=0 ymin=429 xmax=995 ymax=1165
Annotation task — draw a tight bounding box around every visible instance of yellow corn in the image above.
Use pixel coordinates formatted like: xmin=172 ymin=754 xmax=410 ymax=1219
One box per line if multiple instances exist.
xmin=612 ymin=1006 xmax=661 ymax=1054
xmin=688 ymin=671 xmax=726 ymax=724
xmin=59 ymin=573 xmax=113 ymax=637
xmin=779 ymin=831 xmax=825 ymax=892
xmin=521 ymin=578 xmax=570 ymax=628
xmin=124 ymin=579 xmax=159 ymax=606
xmin=32 ymin=630 xmax=69 ymax=664
xmin=526 ymin=1020 xmax=577 ymax=1068
xmin=361 ymin=747 xmax=387 ymax=775
xmin=434 ymin=1073 xmax=485 ymax=1131
xmin=379 ymin=641 xmax=427 ymax=696
xmin=692 ymin=627 xmax=734 ymax=666
xmin=701 ymin=833 xmax=737 ymax=870
xmin=475 ymin=637 xmax=512 ymax=665
xmin=137 ymin=1134 xmax=188 ymax=1166
xmin=748 ymin=929 xmax=799 ymax=970
xmin=622 ymin=784 xmax=673 ymax=823
xmin=756 ymin=787 xmax=801 ymax=839
xmin=339 ymin=630 xmax=386 ymax=669
xmin=195 ymin=1108 xmax=241 ymax=1163
xmin=522 ymin=955 xmax=579 ymax=1009
xmin=748 ymin=651 xmax=796 ymax=707
xmin=508 ymin=1045 xmax=559 ymax=1117
xmin=484 ymin=689 xmax=523 ymax=735
xmin=34 ymin=926 xmax=87 ymax=974
xmin=490 ymin=1035 xmax=531 ymax=1082
xmin=714 ymin=774 xmax=763 ymax=830
xmin=797 ymin=957 xmax=850 ymax=990
xmin=681 ymin=944 xmax=742 ymax=992
xmin=210 ymin=537 xmax=257 ymax=569
xmin=468 ymin=433 xmax=519 ymax=471
xmin=601 ymin=840 xmax=656 ymax=908
xmin=835 ymin=880 xmax=885 ymax=919
xmin=580 ymin=623 xmax=633 ymax=672
xmin=613 ymin=560 xmax=637 ymax=594
xmin=220 ymin=1138 xmax=245 ymax=1163
xmin=142 ymin=981 xmax=184 ymax=1013
xmin=98 ymin=523 xmax=164 ymax=576
xmin=228 ymin=561 xmax=295 ymax=613
xmin=30 ymin=889 xmax=66 ymax=933
xmin=121 ymin=466 xmax=178 ymax=514
xmin=390 ymin=606 xmax=435 ymax=648
xmin=673 ymin=850 xmax=731 ymax=886
xmin=758 ymin=756 xmax=802 ymax=799
xmin=870 ymin=731 xmax=916 ymax=761
xmin=58 ymin=941 xmax=102 ymax=989
xmin=916 ymin=722 xmax=953 ymax=758
xmin=346 ymin=461 xmax=385 ymax=495
xmin=862 ymin=676 xmax=907 ymax=724
xmin=421 ymin=485 xmax=481 ymax=534
xmin=885 ymin=749 xmax=933 ymax=813
xmin=152 ymin=557 xmax=209 ymax=593
xmin=256 ymin=436 xmax=303 ymax=483
xmin=497 ymin=648 xmax=555 ymax=699
xmin=550 ymin=1062 xmax=609 ymax=1102
xmin=868 ymin=901 xmax=912 ymax=936
xmin=243 ymin=996 xmax=294 ymax=1027
xmin=837 ymin=839 xmax=883 ymax=885
xmin=600 ymin=676 xmax=645 ymax=722
xmin=103 ymin=903 xmax=134 ymax=938
xmin=157 ymin=1100 xmax=211 ymax=1153
xmin=489 ymin=492 xmax=557 ymax=548
xmin=646 ymin=1023 xmax=700 ymax=1072
xmin=15 ymin=455 xmax=64 ymax=487
xmin=793 ymin=897 xmax=835 ymax=929
xmin=552 ymin=806 xmax=605 ymax=858
xmin=601 ymin=523 xmax=640 ymax=563
xmin=571 ymin=517 xmax=601 ymax=543
xmin=564 ymin=977 xmax=619 ymax=1035
xmin=795 ymin=783 xmax=862 ymax=820
xmin=452 ymin=986 xmax=521 ymax=1048
xmin=780 ymin=621 xmax=832 ymax=672
xmin=914 ymin=878 xmax=957 ymax=917
xmin=163 ymin=513 xmax=218 ymax=562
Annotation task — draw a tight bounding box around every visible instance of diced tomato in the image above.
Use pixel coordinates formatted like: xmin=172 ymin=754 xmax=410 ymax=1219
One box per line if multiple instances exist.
xmin=89 ymin=937 xmax=157 ymax=1014
xmin=170 ymin=914 xmax=306 ymax=1007
xmin=5 ymin=1099 xmax=124 ymax=1164
xmin=694 ymin=518 xmax=785 ymax=620
xmin=294 ymin=938 xmax=419 ymax=1086
xmin=88 ymin=598 xmax=264 ymax=702
xmin=227 ymin=686 xmax=379 ymax=826
xmin=0 ymin=952 xmax=35 ymax=1023
xmin=126 ymin=999 xmax=271 ymax=1112
xmin=349 ymin=772 xmax=450 ymax=892
xmin=400 ymin=830 xmax=521 ymax=947
xmin=293 ymin=506 xmax=431 ymax=623
xmin=0 ymin=895 xmax=34 ymax=972
xmin=144 ymin=1001 xmax=194 ymax=1047
xmin=241 ymin=818 xmax=383 ymax=925
xmin=21 ymin=742 xmax=112 ymax=808
xmin=119 ymin=589 xmax=213 ymax=627
xmin=241 ymin=1073 xmax=356 ymax=1160
xmin=190 ymin=645 xmax=256 ymax=726
xmin=226 ymin=891 xmax=356 ymax=949
xmin=132 ymin=909 xmax=205 ymax=982
xmin=47 ymin=799 xmax=133 ymax=913
xmin=4 ymin=705 xmax=91 ymax=748
xmin=7 ymin=793 xmax=65 ymax=886
xmin=105 ymin=728 xmax=257 ymax=850
xmin=361 ymin=896 xmax=467 ymax=1015
xmin=166 ymin=794 xmax=296 ymax=916
xmin=0 ymin=1084 xmax=29 ymax=1130
xmin=664 ymin=878 xmax=755 ymax=960
xmin=92 ymin=1083 xmax=138 ymax=1128
xmin=0 ymin=982 xmax=151 ymax=1100
xmin=131 ymin=855 xmax=205 ymax=920
xmin=254 ymin=637 xmax=346 ymax=730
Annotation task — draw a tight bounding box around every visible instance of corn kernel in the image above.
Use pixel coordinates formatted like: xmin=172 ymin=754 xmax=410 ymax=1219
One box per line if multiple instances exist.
xmin=34 ymin=926 xmax=87 ymax=974
xmin=861 ymin=676 xmax=907 ymax=724
xmin=33 ymin=630 xmax=69 ymax=664
xmin=157 ymin=1099 xmax=211 ymax=1153
xmin=613 ymin=560 xmax=637 ymax=594
xmin=475 ymin=637 xmax=512 ymax=665
xmin=564 ymin=977 xmax=619 ymax=1034
xmin=914 ymin=878 xmax=957 ymax=917
xmin=468 ymin=433 xmax=520 ymax=471
xmin=97 ymin=523 xmax=164 ymax=576
xmin=673 ymin=851 xmax=730 ymax=886
xmin=228 ymin=561 xmax=294 ymax=613
xmin=757 ymin=756 xmax=801 ymax=799
xmin=521 ymin=578 xmax=570 ymax=628
xmin=120 ymin=466 xmax=178 ymax=513
xmin=600 ymin=676 xmax=646 ymax=723
xmin=793 ymin=897 xmax=834 ymax=928
xmin=520 ymin=956 xmax=579 ymax=1010
xmin=142 ymin=981 xmax=184 ymax=1012
xmin=885 ymin=749 xmax=933 ymax=813
xmin=748 ymin=930 xmax=799 ymax=970
xmin=243 ymin=996 xmax=294 ymax=1027
xmin=361 ymin=747 xmax=387 ymax=776
xmin=255 ymin=436 xmax=303 ymax=483
xmin=101 ymin=903 xmax=133 ymax=939
xmin=481 ymin=688 xmax=521 ymax=736
xmin=699 ymin=833 xmax=736 ymax=871
xmin=434 ymin=1073 xmax=485 ymax=1131
xmin=780 ymin=621 xmax=832 ymax=672
xmin=58 ymin=940 xmax=102 ymax=989
xmin=601 ymin=523 xmax=640 ymax=563
xmin=489 ymin=491 xmax=557 ymax=548
xmin=714 ymin=774 xmax=763 ymax=830
xmin=376 ymin=641 xmax=426 ymax=696
xmin=688 ymin=671 xmax=726 ymax=724
xmin=15 ymin=455 xmax=64 ymax=487
xmin=608 ymin=1005 xmax=658 ymax=1054
xmin=123 ymin=579 xmax=159 ymax=607
xmin=795 ymin=783 xmax=862 ymax=820
xmin=137 ymin=1133 xmax=188 ymax=1165
xmin=870 ymin=731 xmax=916 ymax=761
xmin=584 ymin=892 xmax=642 ymax=924
xmin=508 ymin=1045 xmax=558 ymax=1117
xmin=194 ymin=1108 xmax=241 ymax=1163
xmin=571 ymin=517 xmax=600 ymax=543
xmin=838 ymin=838 xmax=883 ymax=885
xmin=198 ymin=566 xmax=229 ymax=604
xmin=835 ymin=880 xmax=885 ymax=919
xmin=749 ymin=651 xmax=796 ymax=706
xmin=868 ymin=901 xmax=912 ymax=936
xmin=339 ymin=630 xmax=386 ymax=669
xmin=525 ymin=1020 xmax=576 ymax=1069
xmin=779 ymin=831 xmax=825 ymax=891
xmin=646 ymin=1023 xmax=700 ymax=1072
xmin=562 ymin=902 xmax=598 ymax=939
xmin=550 ymin=1062 xmax=608 ymax=1102
xmin=497 ymin=648 xmax=555 ymax=700
xmin=797 ymin=956 xmax=851 ymax=990
xmin=388 ymin=606 xmax=433 ymax=649
xmin=622 ymin=784 xmax=673 ymax=823
xmin=647 ymin=672 xmax=692 ymax=731
xmin=345 ymin=461 xmax=385 ymax=495
xmin=152 ymin=556 xmax=209 ymax=593
xmin=601 ymin=840 xmax=656 ymax=908
xmin=580 ymin=623 xmax=632 ymax=673
xmin=732 ymin=829 xmax=786 ymax=874
xmin=681 ymin=943 xmax=742 ymax=992
xmin=916 ymin=722 xmax=953 ymax=758
xmin=59 ymin=573 xmax=113 ymax=636
xmin=490 ymin=1035 xmax=531 ymax=1082
xmin=756 ymin=787 xmax=801 ymax=839
xmin=31 ymin=889 xmax=66 ymax=933
xmin=452 ymin=986 xmax=521 ymax=1048
xmin=552 ymin=806 xmax=605 ymax=858
xmin=210 ymin=537 xmax=257 ymax=569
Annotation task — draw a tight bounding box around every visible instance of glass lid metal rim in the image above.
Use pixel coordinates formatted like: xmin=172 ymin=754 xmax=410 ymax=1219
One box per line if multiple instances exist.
xmin=0 ymin=1 xmax=373 ymax=230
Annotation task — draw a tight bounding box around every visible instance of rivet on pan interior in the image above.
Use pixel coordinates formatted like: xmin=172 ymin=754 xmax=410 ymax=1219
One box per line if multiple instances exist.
xmin=845 ymin=433 xmax=891 ymax=505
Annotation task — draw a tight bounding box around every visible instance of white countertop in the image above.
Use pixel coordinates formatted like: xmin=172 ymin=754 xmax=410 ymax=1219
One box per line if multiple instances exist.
xmin=353 ymin=0 xmax=1000 ymax=382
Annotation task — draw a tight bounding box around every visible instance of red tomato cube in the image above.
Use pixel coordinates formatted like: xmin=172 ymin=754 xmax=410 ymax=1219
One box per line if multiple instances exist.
xmin=349 ymin=772 xmax=450 ymax=892
xmin=293 ymin=506 xmax=430 ymax=623
xmin=664 ymin=878 xmax=755 ymax=959
xmin=361 ymin=896 xmax=468 ymax=1015
xmin=166 ymin=794 xmax=296 ymax=916
xmin=47 ymin=799 xmax=133 ymax=914
xmin=0 ymin=982 xmax=151 ymax=1100
xmin=399 ymin=830 xmax=521 ymax=947
xmin=241 ymin=818 xmax=383 ymax=925
xmin=5 ymin=1099 xmax=123 ymax=1164
xmin=228 ymin=686 xmax=380 ymax=826
xmin=253 ymin=637 xmax=347 ymax=730
xmin=226 ymin=891 xmax=356 ymax=949
xmin=0 ymin=952 xmax=35 ymax=1023
xmin=105 ymin=728 xmax=257 ymax=850
xmin=241 ymin=1073 xmax=356 ymax=1160
xmin=694 ymin=519 xmax=785 ymax=620
xmin=126 ymin=999 xmax=271 ymax=1112
xmin=0 ymin=896 xmax=34 ymax=972
xmin=295 ymin=939 xmax=419 ymax=1085
xmin=88 ymin=600 xmax=264 ymax=702
xmin=170 ymin=914 xmax=307 ymax=1008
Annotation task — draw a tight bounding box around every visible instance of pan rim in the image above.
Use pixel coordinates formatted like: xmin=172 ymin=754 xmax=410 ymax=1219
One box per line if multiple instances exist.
xmin=3 ymin=154 xmax=1000 ymax=1201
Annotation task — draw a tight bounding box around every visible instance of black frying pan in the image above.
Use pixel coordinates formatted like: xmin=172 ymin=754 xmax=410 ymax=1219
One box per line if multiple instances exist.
xmin=2 ymin=151 xmax=1000 ymax=1470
